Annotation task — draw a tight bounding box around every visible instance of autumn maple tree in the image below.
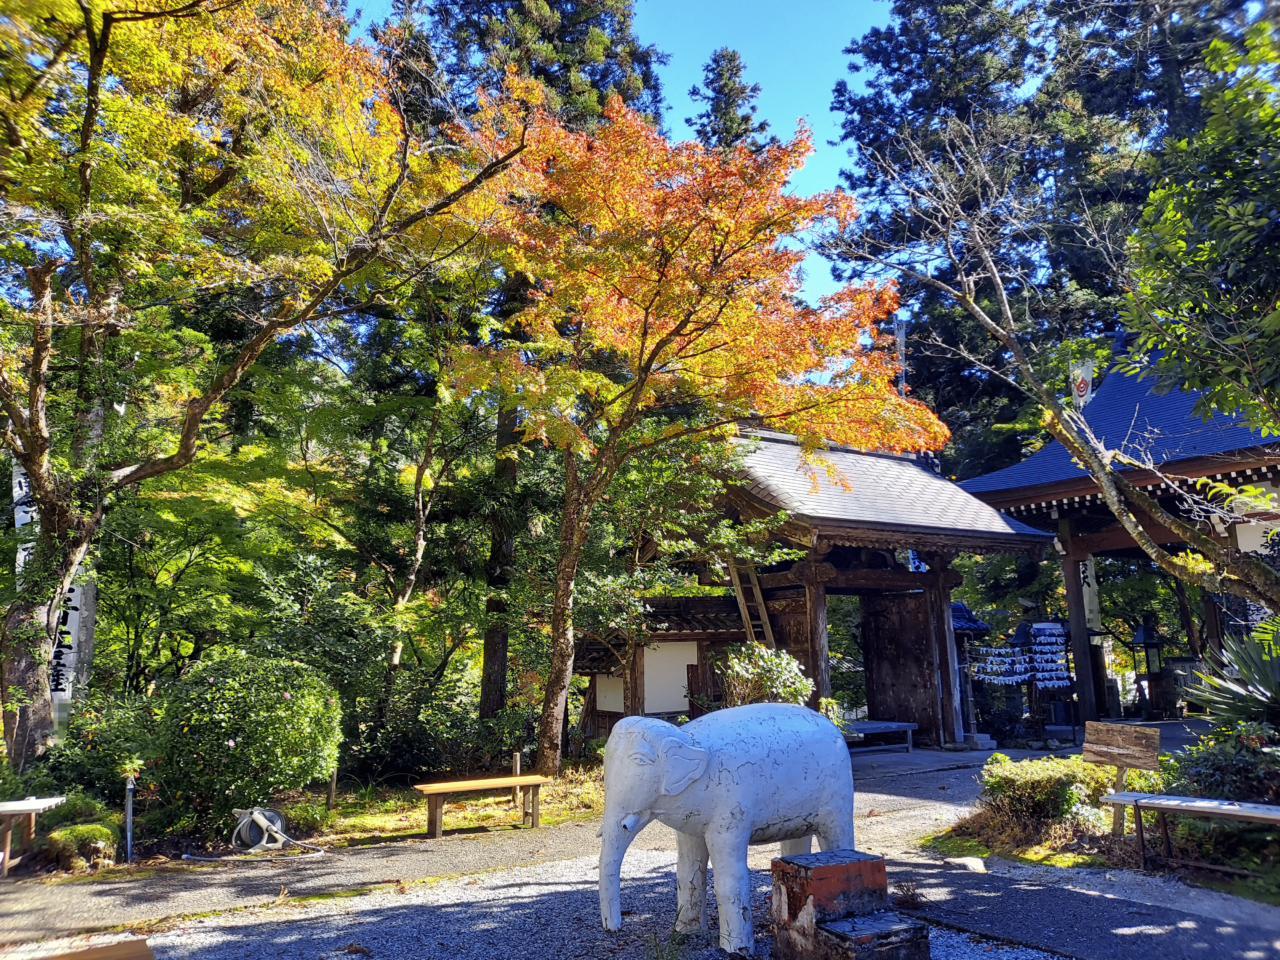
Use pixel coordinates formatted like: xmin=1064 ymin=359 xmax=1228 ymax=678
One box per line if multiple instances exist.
xmin=458 ymin=99 xmax=949 ymax=774
xmin=0 ymin=0 xmax=536 ymax=764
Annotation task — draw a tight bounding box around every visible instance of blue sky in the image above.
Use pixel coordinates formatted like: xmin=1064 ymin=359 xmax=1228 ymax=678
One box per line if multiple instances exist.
xmin=354 ymin=0 xmax=891 ymax=300
xmin=634 ymin=0 xmax=889 ymax=300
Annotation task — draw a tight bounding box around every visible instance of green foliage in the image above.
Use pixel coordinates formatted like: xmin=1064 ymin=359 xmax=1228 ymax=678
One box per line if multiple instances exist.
xmin=36 ymin=791 xmax=112 ymax=833
xmin=352 ymin=658 xmax=537 ymax=780
xmin=1164 ymin=721 xmax=1280 ymax=804
xmin=1126 ymin=23 xmax=1280 ymax=435
xmin=1188 ymin=628 xmax=1280 ymax=725
xmin=979 ymin=753 xmax=1115 ymax=822
xmin=421 ymin=0 xmax=666 ymax=128
xmin=715 ymin=643 xmax=815 ymax=709
xmin=278 ymin=797 xmax=340 ymax=835
xmin=43 ymin=696 xmax=162 ymax=804
xmin=826 ymin=595 xmax=866 ymax=714
xmin=685 ymin=48 xmax=774 ymax=152
xmin=160 ymin=655 xmax=341 ymax=825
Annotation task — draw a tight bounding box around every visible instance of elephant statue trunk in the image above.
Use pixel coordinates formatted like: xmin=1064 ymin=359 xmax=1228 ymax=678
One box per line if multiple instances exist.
xmin=599 ymin=807 xmax=649 ymax=930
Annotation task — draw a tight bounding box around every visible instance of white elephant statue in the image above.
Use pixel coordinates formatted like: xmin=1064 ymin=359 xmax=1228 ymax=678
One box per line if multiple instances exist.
xmin=598 ymin=702 xmax=855 ymax=956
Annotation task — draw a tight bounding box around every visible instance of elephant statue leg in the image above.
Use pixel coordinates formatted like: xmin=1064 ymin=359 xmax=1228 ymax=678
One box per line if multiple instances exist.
xmin=707 ymin=829 xmax=754 ymax=956
xmin=816 ymin=812 xmax=855 ymax=853
xmin=674 ymin=831 xmax=709 ymax=932
xmin=779 ymin=835 xmax=812 ymax=857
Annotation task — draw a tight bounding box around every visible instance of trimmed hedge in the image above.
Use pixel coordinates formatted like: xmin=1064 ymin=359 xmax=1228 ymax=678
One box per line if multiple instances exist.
xmin=161 ymin=654 xmax=341 ymax=825
xmin=979 ymin=753 xmax=1116 ymax=822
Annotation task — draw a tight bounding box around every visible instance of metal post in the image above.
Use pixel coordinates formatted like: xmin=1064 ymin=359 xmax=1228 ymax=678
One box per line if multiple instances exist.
xmin=125 ymin=776 xmax=134 ymax=863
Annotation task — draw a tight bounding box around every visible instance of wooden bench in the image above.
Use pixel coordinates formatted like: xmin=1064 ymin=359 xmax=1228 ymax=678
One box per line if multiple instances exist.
xmin=413 ymin=775 xmax=552 ymax=839
xmin=0 ymin=796 xmax=65 ymax=877
xmin=1101 ymin=792 xmax=1280 ymax=872
xmin=844 ymin=721 xmax=916 ymax=753
xmin=43 ymin=941 xmax=154 ymax=960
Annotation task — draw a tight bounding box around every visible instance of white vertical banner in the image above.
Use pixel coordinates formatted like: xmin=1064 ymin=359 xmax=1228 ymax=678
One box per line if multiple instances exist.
xmin=1080 ymin=556 xmax=1103 ymax=635
xmin=12 ymin=460 xmax=88 ymax=722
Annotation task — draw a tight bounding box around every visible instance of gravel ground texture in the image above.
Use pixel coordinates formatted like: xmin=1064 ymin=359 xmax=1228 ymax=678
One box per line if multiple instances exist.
xmin=0 ymin=850 xmax=1063 ymax=960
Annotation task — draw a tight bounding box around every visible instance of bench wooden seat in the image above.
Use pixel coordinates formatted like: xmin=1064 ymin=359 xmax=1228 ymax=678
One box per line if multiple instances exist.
xmin=0 ymin=796 xmax=65 ymax=877
xmin=844 ymin=721 xmax=916 ymax=753
xmin=42 ymin=941 xmax=154 ymax=960
xmin=1101 ymin=791 xmax=1280 ymax=871
xmin=413 ymin=775 xmax=552 ymax=839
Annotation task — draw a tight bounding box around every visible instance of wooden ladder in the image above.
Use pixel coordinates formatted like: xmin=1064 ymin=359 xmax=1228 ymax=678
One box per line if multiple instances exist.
xmin=729 ymin=564 xmax=775 ymax=648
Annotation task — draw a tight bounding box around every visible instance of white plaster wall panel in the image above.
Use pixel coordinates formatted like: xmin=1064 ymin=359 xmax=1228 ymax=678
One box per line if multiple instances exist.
xmin=644 ymin=642 xmax=700 ymax=714
xmin=597 ymin=675 xmax=624 ymax=713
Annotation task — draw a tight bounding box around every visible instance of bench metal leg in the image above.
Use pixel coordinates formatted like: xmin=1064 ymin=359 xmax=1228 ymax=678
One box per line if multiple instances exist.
xmin=531 ymin=785 xmax=541 ymax=828
xmin=1 ymin=818 xmax=11 ymax=878
xmin=906 ymin=730 xmax=912 ymax=753
xmin=428 ymin=796 xmax=444 ymax=839
xmin=1133 ymin=802 xmax=1147 ymax=870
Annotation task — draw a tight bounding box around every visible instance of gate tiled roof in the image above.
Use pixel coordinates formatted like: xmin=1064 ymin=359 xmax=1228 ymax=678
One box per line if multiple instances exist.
xmin=738 ymin=433 xmax=1049 ymax=553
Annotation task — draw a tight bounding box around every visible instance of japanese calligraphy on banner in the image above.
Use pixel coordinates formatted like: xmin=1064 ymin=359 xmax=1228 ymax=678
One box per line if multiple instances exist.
xmin=12 ymin=461 xmax=91 ymax=717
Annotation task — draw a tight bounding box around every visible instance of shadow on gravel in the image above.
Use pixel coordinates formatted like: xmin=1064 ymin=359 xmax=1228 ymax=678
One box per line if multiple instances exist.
xmin=144 ymin=857 xmax=765 ymax=960
xmin=889 ymin=854 xmax=1280 ymax=960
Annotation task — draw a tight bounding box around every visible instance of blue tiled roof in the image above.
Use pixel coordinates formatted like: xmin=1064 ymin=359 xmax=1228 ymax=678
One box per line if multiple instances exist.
xmin=960 ymin=365 xmax=1264 ymax=496
xmin=951 ymin=602 xmax=991 ymax=634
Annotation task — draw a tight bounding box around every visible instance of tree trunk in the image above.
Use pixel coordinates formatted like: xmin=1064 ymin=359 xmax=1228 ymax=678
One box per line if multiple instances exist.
xmin=534 ymin=459 xmax=601 ymax=776
xmin=479 ymin=406 xmax=519 ymax=720
xmin=535 ymin=548 xmax=581 ymax=776
xmin=1171 ymin=578 xmax=1203 ymax=660
xmin=1 ymin=529 xmax=94 ymax=768
xmin=371 ymin=636 xmax=404 ymax=735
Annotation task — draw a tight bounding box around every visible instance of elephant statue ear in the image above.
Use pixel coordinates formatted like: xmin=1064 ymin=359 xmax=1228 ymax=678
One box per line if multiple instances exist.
xmin=659 ymin=737 xmax=709 ymax=796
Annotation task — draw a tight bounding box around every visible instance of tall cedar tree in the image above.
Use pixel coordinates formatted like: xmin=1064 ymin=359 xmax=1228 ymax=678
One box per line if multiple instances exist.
xmin=457 ymin=97 xmax=949 ymax=774
xmin=416 ymin=0 xmax=667 ymax=720
xmin=686 ymin=48 xmax=776 ymax=152
xmin=421 ymin=0 xmax=666 ymax=126
xmin=829 ymin=0 xmax=1259 ymax=481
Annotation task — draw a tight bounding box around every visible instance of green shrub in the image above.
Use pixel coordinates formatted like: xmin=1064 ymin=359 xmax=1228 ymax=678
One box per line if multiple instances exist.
xmin=45 ymin=822 xmax=119 ymax=870
xmin=1165 ymin=721 xmax=1279 ymax=805
xmin=348 ymin=658 xmax=537 ymax=780
xmin=1188 ymin=627 xmax=1280 ymax=725
xmin=279 ymin=798 xmax=338 ymax=834
xmin=161 ymin=654 xmax=341 ymax=827
xmin=44 ymin=695 xmax=162 ymax=803
xmin=979 ymin=753 xmax=1115 ymax=822
xmin=37 ymin=790 xmax=112 ymax=832
xmin=716 ymin=643 xmax=815 ymax=708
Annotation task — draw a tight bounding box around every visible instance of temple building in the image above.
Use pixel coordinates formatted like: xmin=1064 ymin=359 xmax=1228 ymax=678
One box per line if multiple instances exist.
xmin=576 ymin=431 xmax=1050 ymax=747
xmin=960 ymin=348 xmax=1280 ymax=721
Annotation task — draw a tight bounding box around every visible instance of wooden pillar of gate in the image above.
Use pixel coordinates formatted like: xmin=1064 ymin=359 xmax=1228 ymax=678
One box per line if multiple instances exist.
xmin=1060 ymin=521 xmax=1100 ymax=723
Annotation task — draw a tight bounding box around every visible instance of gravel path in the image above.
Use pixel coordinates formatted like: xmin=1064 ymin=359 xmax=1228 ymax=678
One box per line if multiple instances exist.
xmin=4 ymin=745 xmax=1277 ymax=960
xmin=0 ymin=764 xmax=986 ymax=944
xmin=0 ymin=850 xmax=1062 ymax=960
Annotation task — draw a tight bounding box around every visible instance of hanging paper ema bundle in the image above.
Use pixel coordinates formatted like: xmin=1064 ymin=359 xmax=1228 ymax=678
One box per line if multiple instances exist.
xmin=972 ymin=621 xmax=1071 ymax=690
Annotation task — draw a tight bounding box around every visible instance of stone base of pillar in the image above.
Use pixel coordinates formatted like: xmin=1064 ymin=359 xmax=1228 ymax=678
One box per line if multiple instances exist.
xmin=771 ymin=850 xmax=929 ymax=960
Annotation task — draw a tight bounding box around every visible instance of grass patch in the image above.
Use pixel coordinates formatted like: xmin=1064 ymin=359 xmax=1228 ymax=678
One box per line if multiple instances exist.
xmin=278 ymin=763 xmax=606 ymax=846
xmin=923 ymin=831 xmax=992 ymax=859
xmin=1196 ymin=875 xmax=1280 ymax=907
